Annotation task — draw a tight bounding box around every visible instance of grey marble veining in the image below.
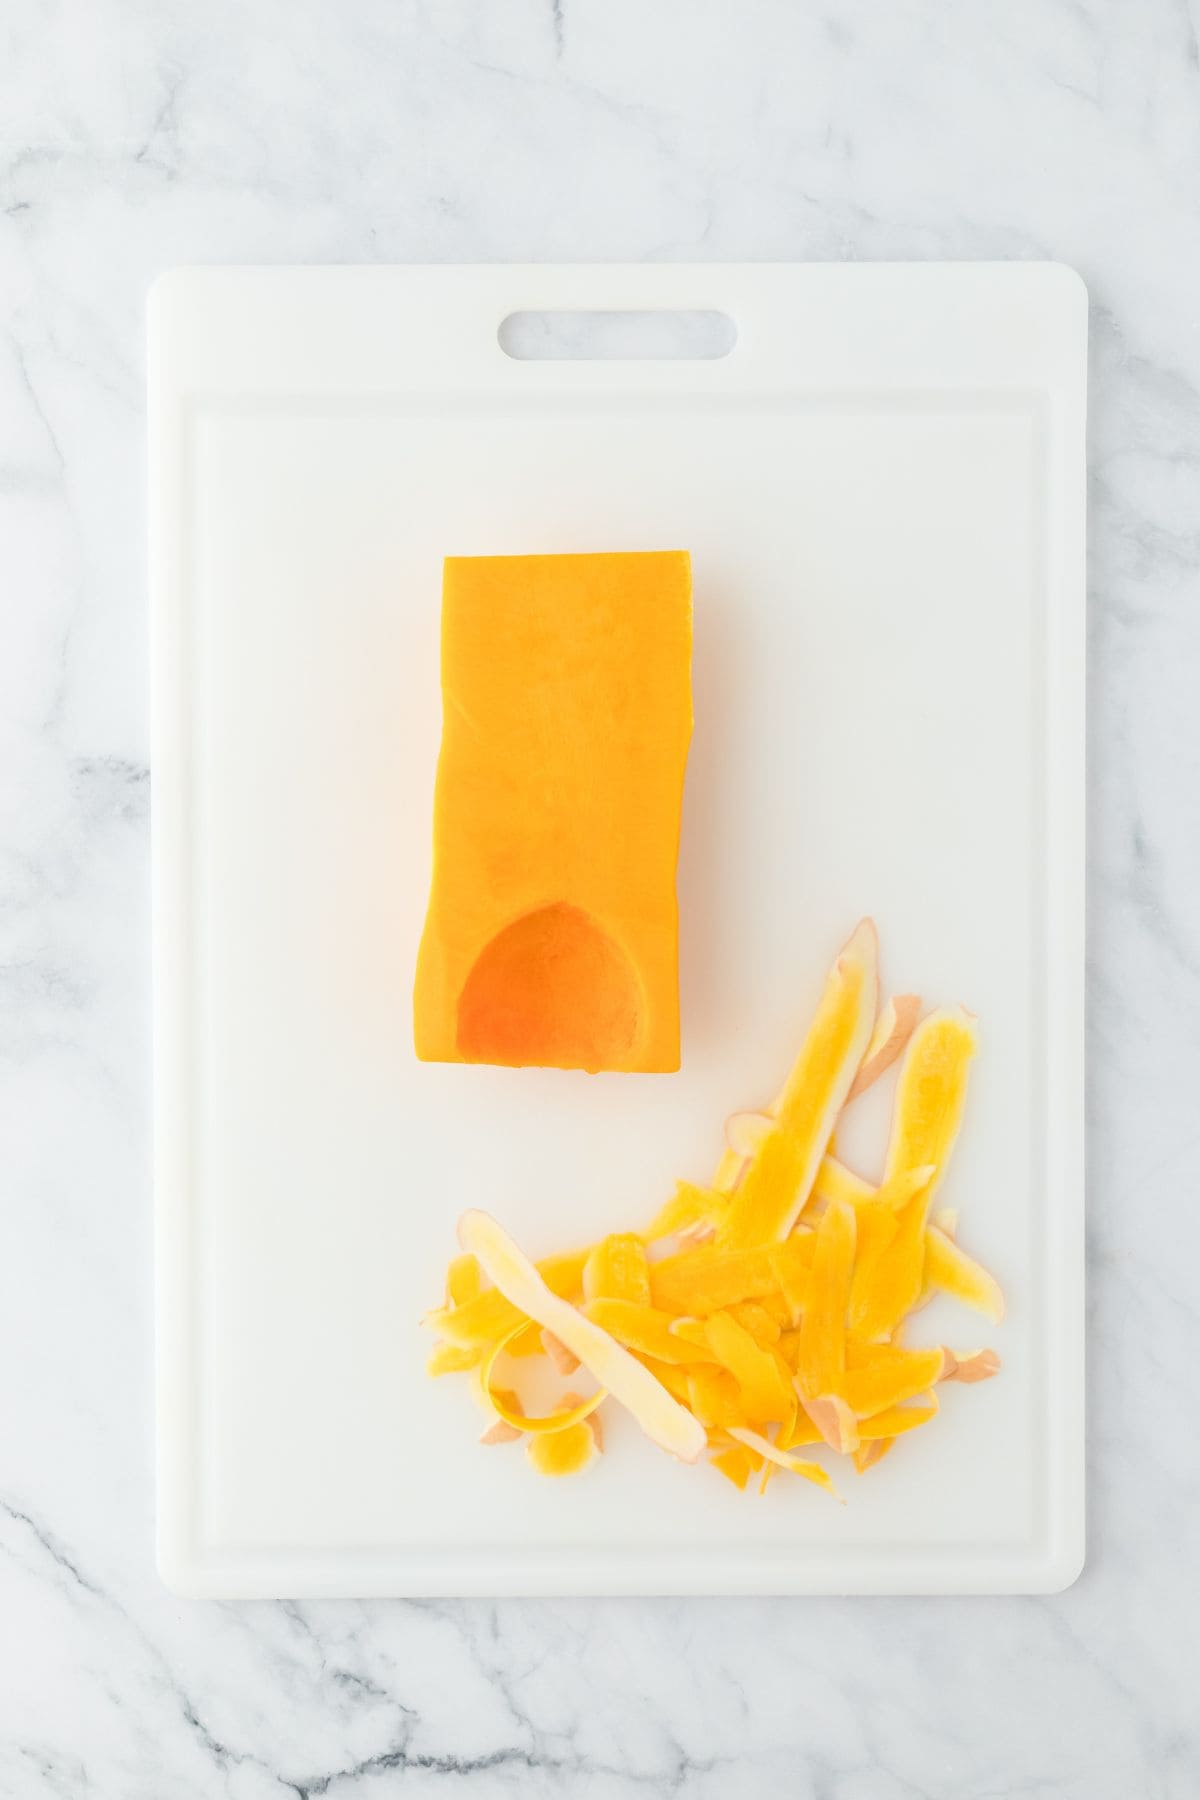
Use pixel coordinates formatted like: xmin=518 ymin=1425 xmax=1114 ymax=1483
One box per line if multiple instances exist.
xmin=2 ymin=0 xmax=1198 ymax=1794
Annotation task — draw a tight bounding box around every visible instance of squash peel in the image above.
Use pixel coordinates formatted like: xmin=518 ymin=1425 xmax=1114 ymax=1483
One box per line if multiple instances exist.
xmin=585 ymin=1298 xmax=719 ymax=1366
xmin=727 ymin=1427 xmax=840 ymax=1498
xmin=704 ymin=1311 xmax=794 ymax=1423
xmin=461 ymin=1210 xmax=706 ymax=1463
xmin=711 ymin=1445 xmax=757 ymax=1490
xmin=813 ymin=1156 xmax=875 ymax=1208
xmin=857 ymin=1394 xmax=939 ymax=1439
xmin=527 ymin=1422 xmax=597 ymax=1477
xmin=717 ymin=920 xmax=879 ymax=1247
xmin=446 ymin=1253 xmax=483 ymax=1308
xmin=427 ymin=1342 xmax=483 ymax=1377
xmin=541 ymin=1329 xmax=581 ymax=1377
xmin=428 ymin=1248 xmax=589 ymax=1349
xmin=795 ymin=1200 xmax=856 ymax=1400
xmin=847 ymin=1009 xmax=978 ymax=1342
xmin=854 ymin=1438 xmax=895 ymax=1474
xmin=645 ymin=1179 xmax=728 ymax=1242
xmin=845 ymin=994 xmax=922 ymax=1102
xmin=941 ymin=1347 xmax=1002 ymax=1384
xmin=924 ymin=1227 xmax=1005 ymax=1323
xmin=426 ymin=922 xmax=1002 ymax=1498
xmin=651 ymin=1237 xmax=813 ymax=1317
xmin=583 ymin=1233 xmax=651 ymax=1306
xmin=480 ymin=1326 xmax=605 ymax=1435
xmin=479 ymin=1418 xmax=523 ymax=1445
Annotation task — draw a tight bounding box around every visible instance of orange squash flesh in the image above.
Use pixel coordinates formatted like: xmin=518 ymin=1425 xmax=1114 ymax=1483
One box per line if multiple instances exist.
xmin=414 ymin=551 xmax=693 ymax=1072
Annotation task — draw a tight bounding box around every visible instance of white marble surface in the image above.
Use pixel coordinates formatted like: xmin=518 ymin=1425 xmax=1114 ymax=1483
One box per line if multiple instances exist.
xmin=1 ymin=0 xmax=1197 ymax=1792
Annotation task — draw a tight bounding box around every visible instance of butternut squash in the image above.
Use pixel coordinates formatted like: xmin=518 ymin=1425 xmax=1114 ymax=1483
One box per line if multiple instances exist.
xmin=414 ymin=551 xmax=693 ymax=1072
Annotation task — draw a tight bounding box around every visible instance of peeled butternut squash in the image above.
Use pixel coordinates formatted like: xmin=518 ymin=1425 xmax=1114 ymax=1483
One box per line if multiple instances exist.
xmin=414 ymin=551 xmax=693 ymax=1073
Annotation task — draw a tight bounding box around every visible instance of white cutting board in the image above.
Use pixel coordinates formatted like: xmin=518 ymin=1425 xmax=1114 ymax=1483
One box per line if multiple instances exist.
xmin=151 ymin=263 xmax=1086 ymax=1596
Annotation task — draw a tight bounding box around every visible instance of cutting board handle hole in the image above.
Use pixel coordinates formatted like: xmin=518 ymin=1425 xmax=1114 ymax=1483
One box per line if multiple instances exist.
xmin=498 ymin=310 xmax=737 ymax=362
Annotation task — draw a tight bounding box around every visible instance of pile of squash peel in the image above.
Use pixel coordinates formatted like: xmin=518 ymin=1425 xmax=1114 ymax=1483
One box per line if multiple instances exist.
xmin=425 ymin=920 xmax=1004 ymax=1496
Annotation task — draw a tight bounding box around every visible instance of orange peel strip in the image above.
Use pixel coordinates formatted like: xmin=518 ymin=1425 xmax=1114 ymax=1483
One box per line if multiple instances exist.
xmin=426 ymin=1342 xmax=483 ymax=1377
xmin=704 ymin=1310 xmax=794 ymax=1422
xmin=645 ymin=1179 xmax=728 ymax=1242
xmin=480 ymin=1325 xmax=605 ymax=1435
xmin=717 ymin=920 xmax=879 ymax=1248
xmin=650 ymin=1236 xmax=814 ymax=1317
xmin=634 ymin=1355 xmax=696 ymax=1405
xmin=445 ymin=1253 xmax=483 ymax=1308
xmin=776 ymin=1407 xmax=823 ymax=1451
xmin=585 ymin=1298 xmax=719 ymax=1366
xmin=582 ymin=1232 xmax=651 ymax=1305
xmin=839 ymin=1344 xmax=946 ymax=1419
xmin=541 ymin=1329 xmax=581 ymax=1376
xmin=941 ymin=1347 xmax=1001 ymax=1384
xmin=854 ymin=1437 xmax=895 ymax=1473
xmin=800 ymin=1392 xmax=860 ymax=1453
xmin=883 ymin=1008 xmax=978 ymax=1192
xmin=685 ymin=1365 xmax=743 ymax=1429
xmin=848 ymin=1009 xmax=978 ymax=1341
xmin=724 ymin=1110 xmax=774 ymax=1158
xmin=460 ymin=1210 xmax=707 ymax=1463
xmin=479 ymin=1419 xmax=523 ymax=1446
xmin=526 ymin=1421 xmax=596 ymax=1477
xmin=795 ymin=1199 xmax=856 ymax=1400
xmin=426 ymin=1248 xmax=589 ymax=1348
xmin=711 ymin=1445 xmax=756 ymax=1490
xmin=857 ymin=1393 xmax=939 ymax=1440
xmin=727 ymin=1426 xmax=840 ymax=1498
xmin=728 ymin=1299 xmax=782 ymax=1346
xmin=812 ymin=1156 xmax=876 ymax=1208
xmin=845 ymin=994 xmax=922 ymax=1102
xmin=924 ymin=1228 xmax=1005 ymax=1323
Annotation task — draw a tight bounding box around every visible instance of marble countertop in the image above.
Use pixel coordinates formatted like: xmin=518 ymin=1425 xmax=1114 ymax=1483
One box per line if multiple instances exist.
xmin=3 ymin=1 xmax=1197 ymax=1794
